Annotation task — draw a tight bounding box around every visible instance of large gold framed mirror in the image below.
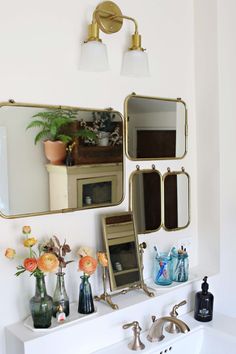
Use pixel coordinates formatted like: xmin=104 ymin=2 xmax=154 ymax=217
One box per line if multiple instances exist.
xmin=129 ymin=166 xmax=162 ymax=234
xmin=0 ymin=101 xmax=124 ymax=218
xmin=124 ymin=93 xmax=187 ymax=160
xmin=129 ymin=167 xmax=190 ymax=234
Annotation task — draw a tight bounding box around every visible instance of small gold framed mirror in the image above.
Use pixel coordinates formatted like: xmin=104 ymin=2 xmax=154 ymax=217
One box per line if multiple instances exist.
xmin=129 ymin=167 xmax=190 ymax=234
xmin=129 ymin=167 xmax=162 ymax=234
xmin=124 ymin=93 xmax=187 ymax=160
xmin=163 ymin=168 xmax=190 ymax=231
xmin=102 ymin=211 xmax=142 ymax=292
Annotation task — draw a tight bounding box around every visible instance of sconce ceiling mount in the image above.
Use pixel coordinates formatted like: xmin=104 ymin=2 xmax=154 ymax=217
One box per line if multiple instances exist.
xmin=95 ymin=1 xmax=123 ymax=34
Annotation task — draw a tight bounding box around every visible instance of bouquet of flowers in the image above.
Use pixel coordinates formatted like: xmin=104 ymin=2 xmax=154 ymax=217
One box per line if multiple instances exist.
xmin=5 ymin=225 xmax=59 ymax=277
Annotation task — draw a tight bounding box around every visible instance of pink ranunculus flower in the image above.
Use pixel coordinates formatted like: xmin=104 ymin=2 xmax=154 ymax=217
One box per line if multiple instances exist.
xmin=23 ymin=258 xmax=38 ymax=272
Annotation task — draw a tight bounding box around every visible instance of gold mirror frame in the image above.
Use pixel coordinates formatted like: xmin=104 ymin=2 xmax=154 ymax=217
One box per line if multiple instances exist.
xmin=0 ymin=100 xmax=124 ymax=218
xmin=129 ymin=167 xmax=190 ymax=233
xmin=124 ymin=93 xmax=188 ymax=161
xmin=129 ymin=166 xmax=162 ymax=234
xmin=101 ymin=211 xmax=154 ymax=298
xmin=163 ymin=168 xmax=190 ymax=232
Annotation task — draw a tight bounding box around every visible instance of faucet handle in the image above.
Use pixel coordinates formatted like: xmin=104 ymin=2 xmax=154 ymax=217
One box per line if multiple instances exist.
xmin=123 ymin=321 xmax=145 ymax=351
xmin=170 ymin=300 xmax=187 ymax=317
xmin=166 ymin=300 xmax=187 ymax=334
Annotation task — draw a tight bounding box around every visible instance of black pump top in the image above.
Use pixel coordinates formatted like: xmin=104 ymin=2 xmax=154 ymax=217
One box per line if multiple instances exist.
xmin=201 ymin=276 xmax=209 ymax=294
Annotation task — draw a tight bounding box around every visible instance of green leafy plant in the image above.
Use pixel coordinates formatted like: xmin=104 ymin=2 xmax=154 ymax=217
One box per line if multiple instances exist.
xmin=27 ymin=109 xmax=96 ymax=145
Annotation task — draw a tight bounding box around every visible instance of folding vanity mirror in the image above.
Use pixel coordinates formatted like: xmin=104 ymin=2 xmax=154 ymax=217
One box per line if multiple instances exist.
xmin=129 ymin=167 xmax=190 ymax=234
xmin=0 ymin=101 xmax=124 ymax=218
xmin=100 ymin=211 xmax=154 ymax=308
xmin=124 ymin=93 xmax=187 ymax=160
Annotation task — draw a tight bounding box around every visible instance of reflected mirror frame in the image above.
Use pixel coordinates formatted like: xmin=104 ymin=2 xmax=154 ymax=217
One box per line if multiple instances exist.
xmin=0 ymin=100 xmax=125 ymax=219
xmin=129 ymin=166 xmax=162 ymax=234
xmin=124 ymin=93 xmax=188 ymax=161
xmin=162 ymin=168 xmax=190 ymax=232
xmin=101 ymin=211 xmax=143 ymax=292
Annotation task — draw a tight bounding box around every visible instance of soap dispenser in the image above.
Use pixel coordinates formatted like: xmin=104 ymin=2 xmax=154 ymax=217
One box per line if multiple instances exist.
xmin=194 ymin=276 xmax=214 ymax=322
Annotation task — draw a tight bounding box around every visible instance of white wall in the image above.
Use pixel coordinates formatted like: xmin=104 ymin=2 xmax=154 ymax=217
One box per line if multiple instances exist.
xmin=0 ymin=0 xmax=208 ymax=353
xmin=216 ymin=0 xmax=236 ymax=316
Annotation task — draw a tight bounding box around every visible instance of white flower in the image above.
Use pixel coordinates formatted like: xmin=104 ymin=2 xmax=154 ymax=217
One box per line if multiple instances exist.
xmin=77 ymin=246 xmax=94 ymax=258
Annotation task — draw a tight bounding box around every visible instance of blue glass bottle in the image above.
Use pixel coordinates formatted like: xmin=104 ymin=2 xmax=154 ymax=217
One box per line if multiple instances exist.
xmin=154 ymin=252 xmax=172 ymax=285
xmin=78 ymin=275 xmax=95 ymax=314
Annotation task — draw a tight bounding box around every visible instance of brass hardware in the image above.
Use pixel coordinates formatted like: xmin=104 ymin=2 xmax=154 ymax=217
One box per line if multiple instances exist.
xmin=101 ymin=211 xmax=155 ymax=303
xmin=165 ymin=300 xmax=187 ymax=334
xmin=136 ymin=165 xmax=140 ymax=170
xmin=147 ymin=315 xmax=190 ymax=342
xmin=123 ymin=321 xmax=145 ymax=351
xmin=94 ymin=1 xmax=123 ymax=34
xmin=167 ymin=167 xmax=171 ymax=172
xmin=152 ymin=164 xmax=156 ymax=170
xmin=84 ymin=1 xmax=146 ymax=51
xmin=94 ymin=265 xmax=119 ymax=310
xmin=8 ymin=99 xmax=15 ymax=103
xmin=124 ymin=93 xmax=188 ymax=161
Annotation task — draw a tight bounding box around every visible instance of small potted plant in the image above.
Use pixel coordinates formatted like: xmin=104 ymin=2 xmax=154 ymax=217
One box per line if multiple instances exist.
xmin=27 ymin=109 xmax=96 ymax=165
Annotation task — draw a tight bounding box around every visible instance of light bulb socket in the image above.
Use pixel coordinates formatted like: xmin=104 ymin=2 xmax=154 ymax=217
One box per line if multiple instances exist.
xmin=86 ymin=22 xmax=102 ymax=42
xmin=129 ymin=33 xmax=144 ymax=51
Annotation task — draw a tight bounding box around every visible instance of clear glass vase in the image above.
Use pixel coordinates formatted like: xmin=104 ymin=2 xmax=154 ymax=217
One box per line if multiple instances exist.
xmin=30 ymin=274 xmax=53 ymax=328
xmin=78 ymin=275 xmax=95 ymax=314
xmin=52 ymin=272 xmax=70 ymax=317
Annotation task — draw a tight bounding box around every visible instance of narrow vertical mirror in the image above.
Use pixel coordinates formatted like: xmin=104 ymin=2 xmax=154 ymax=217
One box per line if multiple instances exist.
xmin=129 ymin=168 xmax=162 ymax=234
xmin=124 ymin=94 xmax=187 ymax=160
xmin=163 ymin=169 xmax=190 ymax=231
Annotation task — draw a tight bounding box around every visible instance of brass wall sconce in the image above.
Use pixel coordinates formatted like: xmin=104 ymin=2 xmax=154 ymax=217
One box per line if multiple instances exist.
xmin=79 ymin=1 xmax=149 ymax=77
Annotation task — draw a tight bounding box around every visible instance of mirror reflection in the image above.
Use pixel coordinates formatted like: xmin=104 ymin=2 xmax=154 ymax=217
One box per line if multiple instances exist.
xmin=0 ymin=102 xmax=123 ymax=218
xmin=125 ymin=94 xmax=187 ymax=160
xmin=102 ymin=212 xmax=142 ymax=291
xmin=163 ymin=169 xmax=190 ymax=231
xmin=129 ymin=168 xmax=161 ymax=234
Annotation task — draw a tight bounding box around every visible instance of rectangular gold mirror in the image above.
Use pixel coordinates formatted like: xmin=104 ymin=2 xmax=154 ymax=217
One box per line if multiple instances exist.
xmin=0 ymin=101 xmax=124 ymax=218
xmin=124 ymin=93 xmax=187 ymax=160
xmin=102 ymin=211 xmax=142 ymax=291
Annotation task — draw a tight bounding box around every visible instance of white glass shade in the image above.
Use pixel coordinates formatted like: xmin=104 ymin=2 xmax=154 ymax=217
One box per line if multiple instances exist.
xmin=121 ymin=50 xmax=150 ymax=77
xmin=79 ymin=41 xmax=109 ymax=72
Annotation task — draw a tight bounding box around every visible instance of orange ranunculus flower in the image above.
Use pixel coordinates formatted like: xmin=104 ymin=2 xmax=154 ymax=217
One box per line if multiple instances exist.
xmin=37 ymin=253 xmax=59 ymax=273
xmin=23 ymin=237 xmax=37 ymax=248
xmin=79 ymin=256 xmax=97 ymax=275
xmin=23 ymin=258 xmax=38 ymax=272
xmin=22 ymin=226 xmax=31 ymax=234
xmin=97 ymin=252 xmax=108 ymax=267
xmin=5 ymin=248 xmax=16 ymax=259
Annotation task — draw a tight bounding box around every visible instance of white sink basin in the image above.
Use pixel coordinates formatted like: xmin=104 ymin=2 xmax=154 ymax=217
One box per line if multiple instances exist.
xmin=150 ymin=327 xmax=236 ymax=354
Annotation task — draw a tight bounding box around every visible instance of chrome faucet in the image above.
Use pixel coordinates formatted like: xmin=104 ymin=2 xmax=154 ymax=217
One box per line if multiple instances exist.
xmin=147 ymin=314 xmax=190 ymax=342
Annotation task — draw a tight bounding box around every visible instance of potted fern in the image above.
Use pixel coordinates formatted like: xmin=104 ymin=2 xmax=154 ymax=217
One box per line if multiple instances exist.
xmin=27 ymin=109 xmax=96 ymax=165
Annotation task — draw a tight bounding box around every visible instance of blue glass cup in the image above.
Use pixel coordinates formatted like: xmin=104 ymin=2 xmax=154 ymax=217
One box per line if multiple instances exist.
xmin=172 ymin=253 xmax=189 ymax=282
xmin=154 ymin=252 xmax=172 ymax=285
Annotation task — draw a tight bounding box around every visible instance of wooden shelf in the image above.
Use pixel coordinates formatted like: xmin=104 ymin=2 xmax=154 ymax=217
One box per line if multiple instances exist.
xmin=113 ymin=267 xmax=139 ymax=276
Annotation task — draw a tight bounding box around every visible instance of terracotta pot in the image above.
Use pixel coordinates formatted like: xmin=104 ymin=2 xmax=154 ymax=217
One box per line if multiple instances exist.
xmin=43 ymin=140 xmax=67 ymax=165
